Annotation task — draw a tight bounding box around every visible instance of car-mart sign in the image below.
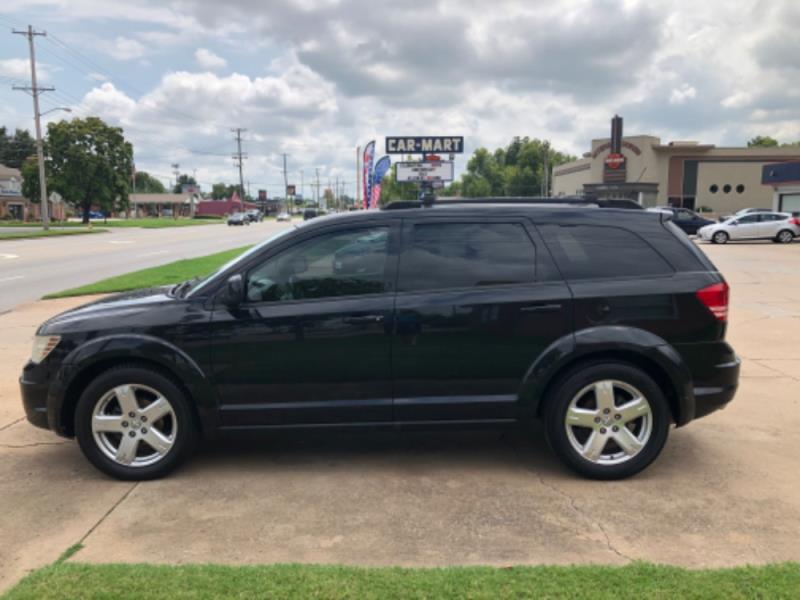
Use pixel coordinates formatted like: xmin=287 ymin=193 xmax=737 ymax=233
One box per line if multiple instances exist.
xmin=386 ymin=136 xmax=464 ymax=154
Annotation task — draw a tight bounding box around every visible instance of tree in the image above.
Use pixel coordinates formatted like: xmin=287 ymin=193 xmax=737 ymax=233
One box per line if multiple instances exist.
xmin=134 ymin=171 xmax=166 ymax=193
xmin=747 ymin=135 xmax=779 ymax=148
xmin=211 ymin=182 xmax=237 ymax=199
xmin=377 ymin=163 xmax=418 ymax=205
xmin=20 ymin=155 xmax=41 ymax=203
xmin=0 ymin=127 xmax=36 ymax=169
xmin=173 ymin=173 xmax=197 ymax=193
xmin=42 ymin=117 xmax=133 ymax=223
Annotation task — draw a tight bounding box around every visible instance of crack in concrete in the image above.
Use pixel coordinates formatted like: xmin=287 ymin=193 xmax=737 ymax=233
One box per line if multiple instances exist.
xmin=68 ymin=482 xmax=139 ymax=561
xmin=0 ymin=441 xmax=70 ymax=449
xmin=0 ymin=417 xmax=24 ymax=433
xmin=749 ymin=359 xmax=800 ymax=382
xmin=498 ymin=432 xmax=632 ymax=563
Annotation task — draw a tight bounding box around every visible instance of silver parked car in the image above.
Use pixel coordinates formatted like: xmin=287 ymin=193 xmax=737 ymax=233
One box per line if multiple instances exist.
xmin=718 ymin=207 xmax=771 ymax=222
xmin=698 ymin=212 xmax=800 ymax=244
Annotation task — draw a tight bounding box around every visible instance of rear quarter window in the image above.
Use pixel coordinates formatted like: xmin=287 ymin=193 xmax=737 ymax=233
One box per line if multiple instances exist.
xmin=539 ymin=224 xmax=674 ymax=280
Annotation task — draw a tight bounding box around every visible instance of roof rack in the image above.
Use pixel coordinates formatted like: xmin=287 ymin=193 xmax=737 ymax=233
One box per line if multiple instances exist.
xmin=382 ymin=196 xmax=644 ymax=210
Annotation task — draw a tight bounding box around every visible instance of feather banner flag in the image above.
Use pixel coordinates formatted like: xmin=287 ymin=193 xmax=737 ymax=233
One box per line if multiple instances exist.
xmin=362 ymin=141 xmax=375 ymax=209
xmin=370 ymin=156 xmax=391 ymax=209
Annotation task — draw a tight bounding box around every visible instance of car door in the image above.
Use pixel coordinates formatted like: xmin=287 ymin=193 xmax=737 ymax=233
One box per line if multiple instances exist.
xmin=210 ymin=222 xmax=399 ymax=427
xmin=672 ymin=209 xmax=694 ymax=234
xmin=729 ymin=214 xmax=761 ymax=239
xmin=391 ymin=218 xmax=572 ymax=423
xmin=757 ymin=213 xmax=784 ymax=238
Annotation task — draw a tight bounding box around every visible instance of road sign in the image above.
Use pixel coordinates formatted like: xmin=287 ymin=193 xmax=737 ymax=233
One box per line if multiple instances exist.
xmin=605 ymin=153 xmax=625 ymax=170
xmin=386 ymin=137 xmax=464 ymax=154
xmin=396 ymin=161 xmax=454 ymax=183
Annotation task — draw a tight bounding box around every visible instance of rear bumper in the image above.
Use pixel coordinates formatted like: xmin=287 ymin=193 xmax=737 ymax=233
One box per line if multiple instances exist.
xmin=675 ymin=341 xmax=740 ymax=424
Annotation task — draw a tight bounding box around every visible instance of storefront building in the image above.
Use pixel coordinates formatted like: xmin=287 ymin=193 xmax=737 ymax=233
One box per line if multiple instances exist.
xmin=553 ymin=116 xmax=800 ymax=214
xmin=762 ymin=161 xmax=800 ymax=214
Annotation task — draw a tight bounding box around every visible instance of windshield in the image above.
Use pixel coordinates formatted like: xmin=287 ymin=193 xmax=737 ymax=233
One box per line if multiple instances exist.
xmin=186 ymin=226 xmax=297 ymax=298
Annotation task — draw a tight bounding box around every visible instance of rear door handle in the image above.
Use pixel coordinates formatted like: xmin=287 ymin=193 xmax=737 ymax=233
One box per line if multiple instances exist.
xmin=520 ymin=303 xmax=562 ymax=313
xmin=344 ymin=314 xmax=385 ymax=324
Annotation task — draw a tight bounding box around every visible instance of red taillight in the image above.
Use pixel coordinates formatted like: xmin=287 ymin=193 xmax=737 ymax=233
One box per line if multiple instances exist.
xmin=789 ymin=217 xmax=800 ymax=226
xmin=696 ymin=282 xmax=729 ymax=322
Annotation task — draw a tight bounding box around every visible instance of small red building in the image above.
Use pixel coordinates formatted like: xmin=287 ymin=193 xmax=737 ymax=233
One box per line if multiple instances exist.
xmin=195 ymin=191 xmax=256 ymax=217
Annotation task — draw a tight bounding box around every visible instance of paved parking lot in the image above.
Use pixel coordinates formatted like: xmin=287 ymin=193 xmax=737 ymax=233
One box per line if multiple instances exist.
xmin=1 ymin=240 xmax=799 ymax=591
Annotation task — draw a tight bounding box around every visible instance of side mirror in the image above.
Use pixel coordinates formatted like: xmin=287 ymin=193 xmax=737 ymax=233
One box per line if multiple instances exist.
xmin=221 ymin=274 xmax=244 ymax=306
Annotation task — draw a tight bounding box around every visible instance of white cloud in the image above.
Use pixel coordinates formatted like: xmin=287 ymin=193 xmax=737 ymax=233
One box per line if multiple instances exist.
xmin=194 ymin=48 xmax=227 ymax=70
xmin=669 ymin=84 xmax=697 ymax=105
xmin=0 ymin=58 xmax=53 ymax=82
xmin=100 ymin=36 xmax=147 ymax=61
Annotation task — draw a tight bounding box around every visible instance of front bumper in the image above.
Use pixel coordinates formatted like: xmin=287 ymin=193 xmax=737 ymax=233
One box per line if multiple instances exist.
xmin=20 ymin=372 xmax=50 ymax=430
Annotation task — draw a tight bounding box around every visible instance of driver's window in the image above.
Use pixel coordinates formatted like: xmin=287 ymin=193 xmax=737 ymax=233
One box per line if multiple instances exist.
xmin=246 ymin=227 xmax=389 ymax=303
xmin=738 ymin=215 xmax=759 ymax=224
xmin=674 ymin=210 xmax=691 ymax=221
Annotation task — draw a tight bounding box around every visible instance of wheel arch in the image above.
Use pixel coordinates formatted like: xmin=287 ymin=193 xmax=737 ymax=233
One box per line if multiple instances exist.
xmin=52 ymin=335 xmax=218 ymax=437
xmin=521 ymin=326 xmax=694 ymax=426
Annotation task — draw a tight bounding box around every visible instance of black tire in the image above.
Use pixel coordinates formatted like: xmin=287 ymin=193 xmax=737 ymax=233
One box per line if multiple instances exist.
xmin=776 ymin=229 xmax=794 ymax=244
xmin=543 ymin=362 xmax=670 ymax=480
xmin=712 ymin=231 xmax=728 ymax=244
xmin=74 ymin=364 xmax=198 ymax=480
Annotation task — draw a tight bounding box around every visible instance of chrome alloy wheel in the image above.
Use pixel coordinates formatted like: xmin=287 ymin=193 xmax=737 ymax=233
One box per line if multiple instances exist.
xmin=91 ymin=384 xmax=177 ymax=467
xmin=778 ymin=230 xmax=794 ymax=243
xmin=564 ymin=380 xmax=653 ymax=465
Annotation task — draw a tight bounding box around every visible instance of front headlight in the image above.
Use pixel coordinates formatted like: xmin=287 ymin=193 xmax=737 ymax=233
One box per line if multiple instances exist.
xmin=30 ymin=335 xmax=61 ymax=364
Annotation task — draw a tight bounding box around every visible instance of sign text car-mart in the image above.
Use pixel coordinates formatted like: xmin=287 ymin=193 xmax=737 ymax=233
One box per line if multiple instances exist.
xmin=385 ymin=136 xmax=464 ymax=154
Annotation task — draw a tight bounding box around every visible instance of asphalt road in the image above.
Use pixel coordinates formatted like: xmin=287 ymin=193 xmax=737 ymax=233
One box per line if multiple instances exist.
xmin=0 ymin=220 xmax=293 ymax=313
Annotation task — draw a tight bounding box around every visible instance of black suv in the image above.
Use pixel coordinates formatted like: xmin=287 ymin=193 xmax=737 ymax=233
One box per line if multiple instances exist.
xmin=20 ymin=200 xmax=739 ymax=480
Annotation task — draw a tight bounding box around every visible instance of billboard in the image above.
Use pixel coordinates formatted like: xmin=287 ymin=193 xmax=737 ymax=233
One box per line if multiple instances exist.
xmin=396 ymin=161 xmax=454 ymax=183
xmin=386 ymin=136 xmax=464 ymax=154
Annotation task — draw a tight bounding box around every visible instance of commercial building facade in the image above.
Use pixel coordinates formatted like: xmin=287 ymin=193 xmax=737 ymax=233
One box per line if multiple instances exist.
xmin=553 ymin=117 xmax=800 ymax=215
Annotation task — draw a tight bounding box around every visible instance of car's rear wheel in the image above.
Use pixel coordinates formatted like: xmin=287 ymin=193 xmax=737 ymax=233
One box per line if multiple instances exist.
xmin=776 ymin=229 xmax=794 ymax=244
xmin=544 ymin=362 xmax=670 ymax=479
xmin=75 ymin=365 xmax=197 ymax=480
xmin=712 ymin=231 xmax=729 ymax=244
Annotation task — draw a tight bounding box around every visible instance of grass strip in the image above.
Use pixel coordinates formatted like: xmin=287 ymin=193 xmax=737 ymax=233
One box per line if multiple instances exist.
xmin=43 ymin=246 xmax=250 ymax=298
xmin=3 ymin=561 xmax=800 ymax=600
xmin=0 ymin=229 xmax=107 ymax=240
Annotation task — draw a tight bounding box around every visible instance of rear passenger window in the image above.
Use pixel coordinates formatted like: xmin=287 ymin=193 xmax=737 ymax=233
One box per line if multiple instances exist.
xmin=539 ymin=224 xmax=673 ymax=280
xmin=398 ymin=223 xmax=536 ymax=291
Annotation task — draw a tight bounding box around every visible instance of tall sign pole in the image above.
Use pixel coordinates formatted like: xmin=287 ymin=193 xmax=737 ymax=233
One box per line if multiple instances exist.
xmin=13 ymin=26 xmax=54 ymax=230
xmin=355 ymin=145 xmax=361 ymax=210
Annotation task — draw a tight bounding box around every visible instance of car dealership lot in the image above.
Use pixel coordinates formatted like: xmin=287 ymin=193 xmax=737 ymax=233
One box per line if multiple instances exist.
xmin=1 ymin=240 xmax=799 ymax=591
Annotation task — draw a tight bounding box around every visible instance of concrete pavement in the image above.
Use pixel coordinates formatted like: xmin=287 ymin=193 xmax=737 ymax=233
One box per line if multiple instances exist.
xmin=1 ymin=241 xmax=799 ymax=591
xmin=0 ymin=220 xmax=292 ymax=313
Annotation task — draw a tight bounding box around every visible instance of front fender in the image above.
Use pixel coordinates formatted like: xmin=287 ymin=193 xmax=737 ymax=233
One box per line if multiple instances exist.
xmin=49 ymin=334 xmax=218 ymax=435
xmin=520 ymin=326 xmax=694 ymax=425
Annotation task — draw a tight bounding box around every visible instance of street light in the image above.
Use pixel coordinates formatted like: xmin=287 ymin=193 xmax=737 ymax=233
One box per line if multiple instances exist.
xmin=33 ymin=107 xmax=70 ymax=230
xmin=38 ymin=106 xmax=71 ymax=118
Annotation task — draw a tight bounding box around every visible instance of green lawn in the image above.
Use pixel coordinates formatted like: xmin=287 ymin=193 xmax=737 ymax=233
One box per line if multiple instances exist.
xmin=43 ymin=246 xmax=251 ymax=298
xmin=4 ymin=562 xmax=799 ymax=599
xmin=0 ymin=228 xmax=107 ymax=240
xmin=1 ymin=218 xmax=223 ymax=229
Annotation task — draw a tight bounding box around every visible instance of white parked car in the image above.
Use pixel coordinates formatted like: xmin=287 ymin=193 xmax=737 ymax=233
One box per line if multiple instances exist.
xmin=276 ymin=212 xmax=291 ymax=222
xmin=698 ymin=212 xmax=800 ymax=244
xmin=718 ymin=207 xmax=771 ymax=222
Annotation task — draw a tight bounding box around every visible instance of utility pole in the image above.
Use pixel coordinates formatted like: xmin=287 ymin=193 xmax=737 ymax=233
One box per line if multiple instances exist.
xmin=171 ymin=163 xmax=180 ymax=189
xmin=356 ymin=145 xmax=361 ymax=210
xmin=315 ymin=168 xmax=320 ymax=206
xmin=281 ymin=153 xmax=289 ymax=213
xmin=231 ymin=128 xmax=247 ymax=201
xmin=13 ymin=26 xmax=54 ymax=230
xmin=300 ymin=169 xmax=304 ymax=204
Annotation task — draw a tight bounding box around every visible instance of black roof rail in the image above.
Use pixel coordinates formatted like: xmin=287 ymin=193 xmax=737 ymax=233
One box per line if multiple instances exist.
xmin=381 ymin=196 xmax=646 ymax=210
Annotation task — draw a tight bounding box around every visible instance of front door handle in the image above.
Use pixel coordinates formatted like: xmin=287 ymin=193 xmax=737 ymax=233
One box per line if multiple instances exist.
xmin=520 ymin=303 xmax=562 ymax=313
xmin=344 ymin=314 xmax=385 ymax=325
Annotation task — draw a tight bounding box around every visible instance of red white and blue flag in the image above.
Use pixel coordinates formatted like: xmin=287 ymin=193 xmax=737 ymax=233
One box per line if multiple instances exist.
xmin=370 ymin=155 xmax=391 ymax=209
xmin=362 ymin=140 xmax=375 ymax=209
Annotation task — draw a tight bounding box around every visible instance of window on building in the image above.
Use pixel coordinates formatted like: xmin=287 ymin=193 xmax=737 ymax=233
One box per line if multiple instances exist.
xmin=538 ymin=224 xmax=673 ymax=280
xmin=709 ymin=184 xmax=718 ymax=194
xmin=736 ymin=184 xmax=745 ymax=194
xmin=723 ymin=184 xmax=732 ymax=193
xmin=398 ymin=222 xmax=536 ymax=291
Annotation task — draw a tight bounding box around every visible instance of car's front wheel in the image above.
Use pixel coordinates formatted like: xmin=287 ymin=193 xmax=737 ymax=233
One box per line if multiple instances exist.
xmin=75 ymin=365 xmax=197 ymax=480
xmin=544 ymin=362 xmax=670 ymax=479
xmin=712 ymin=231 xmax=729 ymax=244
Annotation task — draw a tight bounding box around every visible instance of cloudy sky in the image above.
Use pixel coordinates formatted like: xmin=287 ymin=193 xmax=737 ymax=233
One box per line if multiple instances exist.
xmin=1 ymin=0 xmax=799 ymax=196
